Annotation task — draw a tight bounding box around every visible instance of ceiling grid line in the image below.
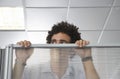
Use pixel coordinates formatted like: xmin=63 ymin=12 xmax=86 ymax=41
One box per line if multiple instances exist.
xmin=66 ymin=0 xmax=71 ymax=21
xmin=97 ymin=0 xmax=116 ymax=44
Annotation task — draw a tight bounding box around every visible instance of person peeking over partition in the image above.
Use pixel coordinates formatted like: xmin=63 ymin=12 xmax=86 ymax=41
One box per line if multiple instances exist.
xmin=13 ymin=21 xmax=100 ymax=79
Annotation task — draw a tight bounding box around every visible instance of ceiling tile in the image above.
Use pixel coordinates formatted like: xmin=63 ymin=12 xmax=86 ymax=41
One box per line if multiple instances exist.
xmin=26 ymin=8 xmax=67 ymax=30
xmin=98 ymin=31 xmax=120 ymax=44
xmin=105 ymin=7 xmax=120 ymax=30
xmin=114 ymin=0 xmax=120 ymax=6
xmin=80 ymin=31 xmax=101 ymax=44
xmin=70 ymin=0 xmax=114 ymax=7
xmin=68 ymin=8 xmax=110 ymax=30
xmin=0 ymin=0 xmax=22 ymax=7
xmin=26 ymin=0 xmax=68 ymax=7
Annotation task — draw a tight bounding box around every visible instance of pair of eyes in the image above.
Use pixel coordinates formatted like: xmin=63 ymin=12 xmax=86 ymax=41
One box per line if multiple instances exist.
xmin=50 ymin=40 xmax=70 ymax=44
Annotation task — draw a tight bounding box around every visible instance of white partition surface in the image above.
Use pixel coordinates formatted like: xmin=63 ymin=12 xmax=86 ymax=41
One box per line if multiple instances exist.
xmin=3 ymin=44 xmax=120 ymax=79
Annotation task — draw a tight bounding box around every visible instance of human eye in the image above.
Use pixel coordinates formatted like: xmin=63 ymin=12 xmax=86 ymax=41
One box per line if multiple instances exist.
xmin=60 ymin=40 xmax=68 ymax=44
xmin=50 ymin=40 xmax=56 ymax=44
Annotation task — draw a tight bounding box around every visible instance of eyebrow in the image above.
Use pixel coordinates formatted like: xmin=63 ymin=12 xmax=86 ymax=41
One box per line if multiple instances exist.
xmin=51 ymin=39 xmax=69 ymax=43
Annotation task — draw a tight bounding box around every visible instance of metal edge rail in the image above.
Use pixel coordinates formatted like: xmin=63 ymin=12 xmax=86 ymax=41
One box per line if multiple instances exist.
xmin=3 ymin=46 xmax=13 ymax=79
xmin=9 ymin=44 xmax=120 ymax=48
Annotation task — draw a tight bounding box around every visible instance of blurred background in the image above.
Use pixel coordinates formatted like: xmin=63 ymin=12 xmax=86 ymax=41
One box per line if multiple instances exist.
xmin=0 ymin=0 xmax=120 ymax=48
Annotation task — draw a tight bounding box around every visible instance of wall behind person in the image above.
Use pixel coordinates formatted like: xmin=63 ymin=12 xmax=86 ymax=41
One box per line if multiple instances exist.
xmin=0 ymin=31 xmax=47 ymax=48
xmin=0 ymin=0 xmax=120 ymax=47
xmin=0 ymin=30 xmax=100 ymax=48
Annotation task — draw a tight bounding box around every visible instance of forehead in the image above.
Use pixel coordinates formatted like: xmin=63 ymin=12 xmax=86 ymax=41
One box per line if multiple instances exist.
xmin=51 ymin=32 xmax=71 ymax=41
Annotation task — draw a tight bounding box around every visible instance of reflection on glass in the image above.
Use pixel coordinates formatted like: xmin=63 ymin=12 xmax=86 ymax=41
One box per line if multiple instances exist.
xmin=50 ymin=48 xmax=69 ymax=79
xmin=13 ymin=48 xmax=85 ymax=79
xmin=12 ymin=47 xmax=120 ymax=79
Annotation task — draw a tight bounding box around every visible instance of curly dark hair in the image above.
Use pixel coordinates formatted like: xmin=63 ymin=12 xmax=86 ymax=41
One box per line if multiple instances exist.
xmin=46 ymin=21 xmax=82 ymax=43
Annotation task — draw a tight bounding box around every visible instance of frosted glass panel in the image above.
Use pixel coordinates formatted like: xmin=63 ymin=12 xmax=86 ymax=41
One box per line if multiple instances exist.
xmin=13 ymin=48 xmax=85 ymax=79
xmin=12 ymin=47 xmax=120 ymax=79
xmin=0 ymin=49 xmax=1 ymax=75
xmin=92 ymin=48 xmax=120 ymax=79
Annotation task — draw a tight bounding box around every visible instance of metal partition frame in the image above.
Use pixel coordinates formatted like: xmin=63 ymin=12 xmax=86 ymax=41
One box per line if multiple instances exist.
xmin=0 ymin=49 xmax=5 ymax=79
xmin=12 ymin=44 xmax=120 ymax=48
xmin=0 ymin=48 xmax=1 ymax=79
xmin=3 ymin=45 xmax=13 ymax=79
xmin=3 ymin=44 xmax=120 ymax=79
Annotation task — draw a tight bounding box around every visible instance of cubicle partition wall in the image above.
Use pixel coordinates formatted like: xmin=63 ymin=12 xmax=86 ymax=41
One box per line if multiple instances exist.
xmin=0 ymin=48 xmax=6 ymax=79
xmin=2 ymin=44 xmax=120 ymax=79
xmin=0 ymin=48 xmax=1 ymax=78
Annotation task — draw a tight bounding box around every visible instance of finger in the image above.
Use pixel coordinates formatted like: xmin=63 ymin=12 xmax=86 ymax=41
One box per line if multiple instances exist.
xmin=79 ymin=40 xmax=83 ymax=47
xmin=25 ymin=40 xmax=31 ymax=47
xmin=17 ymin=41 xmax=24 ymax=47
xmin=75 ymin=40 xmax=79 ymax=45
xmin=75 ymin=40 xmax=83 ymax=47
xmin=24 ymin=40 xmax=29 ymax=47
xmin=16 ymin=42 xmax=20 ymax=45
xmin=86 ymin=41 xmax=90 ymax=45
xmin=27 ymin=41 xmax=31 ymax=47
xmin=82 ymin=40 xmax=86 ymax=47
xmin=75 ymin=40 xmax=80 ymax=47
